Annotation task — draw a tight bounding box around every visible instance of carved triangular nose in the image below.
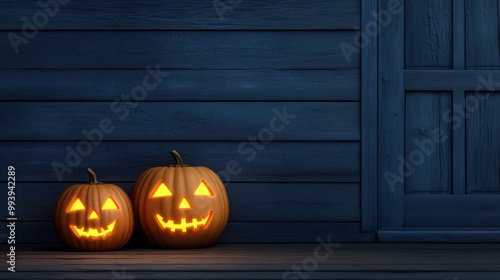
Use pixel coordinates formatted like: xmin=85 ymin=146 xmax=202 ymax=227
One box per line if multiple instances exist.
xmin=179 ymin=197 xmax=191 ymax=209
xmin=89 ymin=210 xmax=99 ymax=219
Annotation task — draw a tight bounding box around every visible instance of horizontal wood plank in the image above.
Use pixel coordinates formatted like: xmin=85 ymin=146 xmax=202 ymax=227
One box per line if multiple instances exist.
xmin=404 ymin=70 xmax=500 ymax=90
xmin=0 ymin=31 xmax=358 ymax=69
xmin=378 ymin=229 xmax=500 ymax=242
xmin=0 ymin=222 xmax=373 ymax=243
xmin=4 ymin=243 xmax=500 ymax=279
xmin=405 ymin=195 xmax=500 ymax=227
xmin=0 ymin=142 xmax=360 ymax=182
xmin=5 ymin=271 xmax=500 ymax=280
xmin=0 ymin=69 xmax=360 ymax=101
xmin=9 ymin=242 xmax=499 ymax=255
xmin=227 ymin=183 xmax=360 ymax=223
xmin=0 ymin=0 xmax=360 ymax=30
xmin=2 ymin=243 xmax=498 ymax=269
xmin=0 ymin=183 xmax=360 ymax=222
xmin=0 ymin=102 xmax=360 ymax=141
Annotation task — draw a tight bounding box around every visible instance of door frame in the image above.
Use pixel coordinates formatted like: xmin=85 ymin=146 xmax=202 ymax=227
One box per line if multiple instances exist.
xmin=360 ymin=0 xmax=379 ymax=233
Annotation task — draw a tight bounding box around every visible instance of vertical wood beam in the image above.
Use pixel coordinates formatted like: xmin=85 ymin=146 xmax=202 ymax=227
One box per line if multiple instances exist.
xmin=361 ymin=0 xmax=378 ymax=232
xmin=452 ymin=0 xmax=466 ymax=195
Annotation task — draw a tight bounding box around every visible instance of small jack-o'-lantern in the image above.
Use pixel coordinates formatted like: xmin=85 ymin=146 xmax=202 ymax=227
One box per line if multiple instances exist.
xmin=131 ymin=150 xmax=229 ymax=248
xmin=53 ymin=168 xmax=134 ymax=251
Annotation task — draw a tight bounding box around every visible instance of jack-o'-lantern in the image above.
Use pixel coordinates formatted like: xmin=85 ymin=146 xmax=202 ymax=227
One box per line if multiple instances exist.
xmin=53 ymin=168 xmax=134 ymax=251
xmin=131 ymin=150 xmax=229 ymax=248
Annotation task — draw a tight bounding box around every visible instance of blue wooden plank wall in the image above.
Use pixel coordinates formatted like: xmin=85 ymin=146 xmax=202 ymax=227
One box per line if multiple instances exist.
xmin=0 ymin=0 xmax=374 ymax=242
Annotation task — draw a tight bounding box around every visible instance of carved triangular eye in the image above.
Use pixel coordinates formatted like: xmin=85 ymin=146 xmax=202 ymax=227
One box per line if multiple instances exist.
xmin=67 ymin=197 xmax=85 ymax=212
xmin=102 ymin=197 xmax=119 ymax=210
xmin=151 ymin=182 xmax=173 ymax=198
xmin=194 ymin=181 xmax=214 ymax=196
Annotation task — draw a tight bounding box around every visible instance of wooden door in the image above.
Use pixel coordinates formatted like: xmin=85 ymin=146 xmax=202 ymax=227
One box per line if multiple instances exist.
xmin=378 ymin=0 xmax=500 ymax=241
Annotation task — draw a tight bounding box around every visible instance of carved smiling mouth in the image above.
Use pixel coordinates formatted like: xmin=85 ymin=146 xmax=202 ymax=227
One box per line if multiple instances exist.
xmin=70 ymin=220 xmax=117 ymax=238
xmin=155 ymin=211 xmax=213 ymax=232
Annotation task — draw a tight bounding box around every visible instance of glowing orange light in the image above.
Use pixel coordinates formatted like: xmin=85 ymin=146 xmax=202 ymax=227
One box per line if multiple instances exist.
xmin=155 ymin=212 xmax=212 ymax=233
xmin=67 ymin=197 xmax=85 ymax=212
xmin=179 ymin=197 xmax=191 ymax=209
xmin=88 ymin=210 xmax=99 ymax=219
xmin=70 ymin=221 xmax=117 ymax=238
xmin=194 ymin=181 xmax=214 ymax=196
xmin=151 ymin=182 xmax=173 ymax=198
xmin=102 ymin=197 xmax=119 ymax=210
xmin=66 ymin=195 xmax=122 ymax=239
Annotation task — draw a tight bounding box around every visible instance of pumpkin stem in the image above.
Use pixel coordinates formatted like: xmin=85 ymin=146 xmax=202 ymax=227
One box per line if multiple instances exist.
xmin=86 ymin=168 xmax=100 ymax=184
xmin=170 ymin=150 xmax=190 ymax=167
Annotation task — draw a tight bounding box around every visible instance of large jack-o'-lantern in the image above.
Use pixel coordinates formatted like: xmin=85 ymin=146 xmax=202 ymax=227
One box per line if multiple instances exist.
xmin=53 ymin=168 xmax=134 ymax=251
xmin=131 ymin=150 xmax=229 ymax=248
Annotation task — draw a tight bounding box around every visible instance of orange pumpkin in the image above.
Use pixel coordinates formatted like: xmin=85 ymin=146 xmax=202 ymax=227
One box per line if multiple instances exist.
xmin=53 ymin=168 xmax=134 ymax=251
xmin=131 ymin=150 xmax=229 ymax=248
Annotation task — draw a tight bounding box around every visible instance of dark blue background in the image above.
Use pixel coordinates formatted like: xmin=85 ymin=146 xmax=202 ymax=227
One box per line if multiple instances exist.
xmin=1 ymin=0 xmax=499 ymax=243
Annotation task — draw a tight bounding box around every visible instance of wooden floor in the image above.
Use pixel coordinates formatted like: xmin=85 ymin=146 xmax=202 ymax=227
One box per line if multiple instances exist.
xmin=3 ymin=243 xmax=500 ymax=279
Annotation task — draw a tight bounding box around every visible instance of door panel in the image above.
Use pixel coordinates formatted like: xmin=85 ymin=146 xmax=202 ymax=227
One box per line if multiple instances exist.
xmin=405 ymin=0 xmax=452 ymax=69
xmin=466 ymin=0 xmax=500 ymax=69
xmin=405 ymin=92 xmax=452 ymax=194
xmin=466 ymin=94 xmax=500 ymax=193
xmin=379 ymin=0 xmax=500 ymax=240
